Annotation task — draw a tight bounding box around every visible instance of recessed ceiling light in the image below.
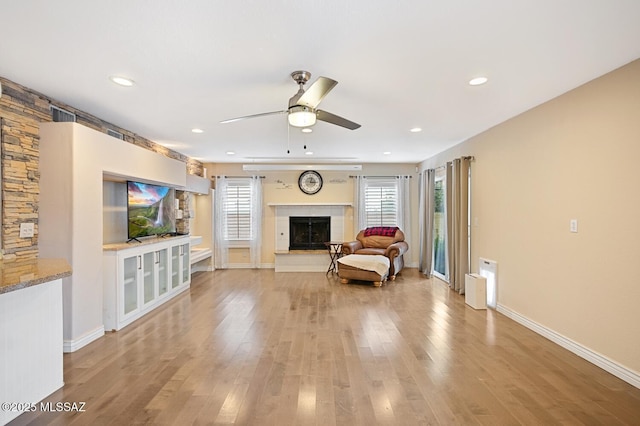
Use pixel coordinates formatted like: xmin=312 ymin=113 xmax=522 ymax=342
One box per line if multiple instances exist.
xmin=226 ymin=151 xmax=235 ymax=155
xmin=469 ymin=76 xmax=488 ymax=86
xmin=301 ymin=128 xmax=313 ymax=133
xmin=410 ymin=127 xmax=422 ymax=133
xmin=191 ymin=128 xmax=204 ymax=134
xmin=305 ymin=151 xmax=314 ymax=155
xmin=383 ymin=151 xmax=391 ymax=155
xmin=109 ymin=75 xmax=135 ymax=87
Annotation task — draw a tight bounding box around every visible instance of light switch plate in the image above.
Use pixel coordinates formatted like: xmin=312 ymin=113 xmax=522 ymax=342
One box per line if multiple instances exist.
xmin=20 ymin=222 xmax=35 ymax=238
xmin=570 ymin=219 xmax=578 ymax=233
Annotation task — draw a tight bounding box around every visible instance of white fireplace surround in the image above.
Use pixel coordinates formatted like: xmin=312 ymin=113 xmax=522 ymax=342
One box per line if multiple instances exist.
xmin=269 ymin=203 xmax=352 ymax=272
xmin=270 ymin=203 xmax=351 ymax=252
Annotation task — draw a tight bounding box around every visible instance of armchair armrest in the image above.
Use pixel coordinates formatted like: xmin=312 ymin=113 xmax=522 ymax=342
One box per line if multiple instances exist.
xmin=385 ymin=241 xmax=409 ymax=260
xmin=342 ymin=241 xmax=363 ymax=255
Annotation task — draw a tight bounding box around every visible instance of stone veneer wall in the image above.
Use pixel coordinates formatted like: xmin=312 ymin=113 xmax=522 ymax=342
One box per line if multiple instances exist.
xmin=0 ymin=76 xmax=203 ymax=259
xmin=175 ymin=190 xmax=192 ymax=235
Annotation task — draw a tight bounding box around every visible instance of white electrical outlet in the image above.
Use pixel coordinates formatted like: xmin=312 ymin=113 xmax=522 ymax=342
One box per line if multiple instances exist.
xmin=570 ymin=219 xmax=578 ymax=233
xmin=20 ymin=222 xmax=35 ymax=238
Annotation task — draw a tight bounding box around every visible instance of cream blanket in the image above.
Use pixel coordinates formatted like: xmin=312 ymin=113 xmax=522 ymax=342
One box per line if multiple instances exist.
xmin=338 ymin=254 xmax=390 ymax=277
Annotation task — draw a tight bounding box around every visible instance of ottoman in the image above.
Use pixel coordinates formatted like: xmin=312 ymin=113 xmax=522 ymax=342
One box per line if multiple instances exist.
xmin=337 ymin=254 xmax=390 ymax=287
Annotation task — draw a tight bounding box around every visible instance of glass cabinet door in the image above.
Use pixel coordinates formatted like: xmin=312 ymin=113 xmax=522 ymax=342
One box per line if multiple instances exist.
xmin=123 ymin=255 xmax=139 ymax=315
xmin=143 ymin=252 xmax=155 ymax=304
xmin=158 ymin=248 xmax=169 ymax=296
xmin=181 ymin=243 xmax=190 ymax=284
xmin=171 ymin=245 xmax=180 ymax=289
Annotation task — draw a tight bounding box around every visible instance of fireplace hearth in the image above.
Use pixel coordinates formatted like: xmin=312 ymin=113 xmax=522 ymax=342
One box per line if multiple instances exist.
xmin=289 ymin=216 xmax=330 ymax=250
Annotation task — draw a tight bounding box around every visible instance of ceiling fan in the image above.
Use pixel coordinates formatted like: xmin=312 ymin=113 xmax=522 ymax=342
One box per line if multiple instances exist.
xmin=220 ymin=70 xmax=361 ymax=130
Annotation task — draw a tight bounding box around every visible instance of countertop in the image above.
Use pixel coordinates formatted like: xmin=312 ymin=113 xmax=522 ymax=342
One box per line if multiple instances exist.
xmin=103 ymin=234 xmax=190 ymax=251
xmin=0 ymin=258 xmax=72 ymax=294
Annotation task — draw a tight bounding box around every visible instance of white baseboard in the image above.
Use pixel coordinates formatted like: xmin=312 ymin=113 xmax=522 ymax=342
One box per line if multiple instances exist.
xmin=497 ymin=304 xmax=640 ymax=389
xmin=226 ymin=263 xmax=256 ymax=269
xmin=63 ymin=325 xmax=105 ymax=353
xmin=213 ymin=264 xmax=274 ymax=269
xmin=191 ymin=264 xmax=214 ymax=273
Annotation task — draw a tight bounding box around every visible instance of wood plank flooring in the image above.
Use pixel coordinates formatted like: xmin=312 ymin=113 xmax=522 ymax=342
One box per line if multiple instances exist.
xmin=10 ymin=269 xmax=640 ymax=425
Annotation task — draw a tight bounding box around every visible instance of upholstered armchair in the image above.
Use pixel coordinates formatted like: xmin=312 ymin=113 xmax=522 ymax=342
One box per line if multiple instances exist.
xmin=341 ymin=227 xmax=409 ymax=279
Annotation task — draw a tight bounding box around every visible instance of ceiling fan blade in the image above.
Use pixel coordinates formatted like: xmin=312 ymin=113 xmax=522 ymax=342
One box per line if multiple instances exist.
xmin=316 ymin=110 xmax=361 ymax=130
xmin=297 ymin=77 xmax=338 ymax=109
xmin=220 ymin=110 xmax=286 ymax=124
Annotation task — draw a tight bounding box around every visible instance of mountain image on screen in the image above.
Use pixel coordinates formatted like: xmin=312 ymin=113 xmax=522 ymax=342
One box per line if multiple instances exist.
xmin=127 ymin=181 xmax=176 ymax=238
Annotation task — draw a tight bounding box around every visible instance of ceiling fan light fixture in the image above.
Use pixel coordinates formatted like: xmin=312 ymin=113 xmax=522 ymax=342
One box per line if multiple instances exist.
xmin=288 ymin=106 xmax=317 ymax=127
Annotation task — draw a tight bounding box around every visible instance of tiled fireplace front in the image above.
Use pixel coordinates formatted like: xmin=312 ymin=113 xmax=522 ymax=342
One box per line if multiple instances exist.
xmin=271 ymin=203 xmax=351 ymax=272
xmin=273 ymin=204 xmax=349 ymax=252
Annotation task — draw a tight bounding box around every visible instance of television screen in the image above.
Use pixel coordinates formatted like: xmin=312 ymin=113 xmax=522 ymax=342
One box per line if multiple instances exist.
xmin=127 ymin=181 xmax=176 ymax=239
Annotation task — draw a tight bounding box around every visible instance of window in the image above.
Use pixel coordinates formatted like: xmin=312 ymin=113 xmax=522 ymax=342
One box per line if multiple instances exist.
xmin=214 ymin=176 xmax=263 ymax=269
xmin=364 ymin=177 xmax=398 ymax=227
xmin=433 ymin=170 xmax=448 ymax=280
xmin=223 ymin=179 xmax=253 ymax=241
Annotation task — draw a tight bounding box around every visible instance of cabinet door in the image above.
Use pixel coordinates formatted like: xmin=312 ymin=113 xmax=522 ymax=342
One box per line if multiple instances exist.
xmin=157 ymin=248 xmax=169 ymax=297
xmin=181 ymin=243 xmax=190 ymax=284
xmin=143 ymin=251 xmax=156 ymax=305
xmin=122 ymin=254 xmax=140 ymax=316
xmin=171 ymin=245 xmax=180 ymax=289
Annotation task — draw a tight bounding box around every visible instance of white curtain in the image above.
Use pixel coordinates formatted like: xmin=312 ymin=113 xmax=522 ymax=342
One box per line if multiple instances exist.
xmin=352 ymin=175 xmax=366 ymax=232
xmin=397 ymin=175 xmax=412 ymax=249
xmin=418 ymin=169 xmax=436 ymax=277
xmin=249 ymin=176 xmax=262 ymax=268
xmin=446 ymin=158 xmax=471 ymax=294
xmin=213 ymin=177 xmax=229 ymax=269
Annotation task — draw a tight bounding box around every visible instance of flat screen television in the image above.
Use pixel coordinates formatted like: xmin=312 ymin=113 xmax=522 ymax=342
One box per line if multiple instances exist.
xmin=127 ymin=181 xmax=176 ymax=240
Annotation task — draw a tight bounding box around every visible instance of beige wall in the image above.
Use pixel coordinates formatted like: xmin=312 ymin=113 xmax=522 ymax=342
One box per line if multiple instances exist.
xmin=205 ymin=163 xmax=419 ymax=267
xmin=420 ymin=59 xmax=640 ymax=375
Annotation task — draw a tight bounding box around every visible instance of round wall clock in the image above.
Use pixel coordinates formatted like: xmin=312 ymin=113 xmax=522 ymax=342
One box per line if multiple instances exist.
xmin=298 ymin=170 xmax=323 ymax=195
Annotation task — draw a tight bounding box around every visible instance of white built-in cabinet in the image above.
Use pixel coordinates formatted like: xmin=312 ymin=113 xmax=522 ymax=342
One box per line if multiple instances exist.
xmin=171 ymin=241 xmax=191 ymax=290
xmin=103 ymin=236 xmax=190 ymax=331
xmin=39 ymin=122 xmax=188 ymax=351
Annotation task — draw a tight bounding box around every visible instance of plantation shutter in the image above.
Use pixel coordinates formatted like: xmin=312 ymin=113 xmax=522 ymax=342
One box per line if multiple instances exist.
xmin=364 ymin=178 xmax=398 ymax=227
xmin=224 ymin=179 xmax=252 ymax=240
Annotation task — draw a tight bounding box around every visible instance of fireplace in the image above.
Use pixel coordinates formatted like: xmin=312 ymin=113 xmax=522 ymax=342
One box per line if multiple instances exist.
xmin=289 ymin=216 xmax=330 ymax=250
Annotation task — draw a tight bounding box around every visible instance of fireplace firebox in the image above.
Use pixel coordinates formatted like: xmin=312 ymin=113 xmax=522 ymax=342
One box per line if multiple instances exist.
xmin=289 ymin=216 xmax=330 ymax=250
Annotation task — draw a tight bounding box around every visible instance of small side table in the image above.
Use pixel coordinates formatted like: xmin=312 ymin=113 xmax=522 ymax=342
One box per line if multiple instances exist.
xmin=324 ymin=241 xmax=343 ymax=274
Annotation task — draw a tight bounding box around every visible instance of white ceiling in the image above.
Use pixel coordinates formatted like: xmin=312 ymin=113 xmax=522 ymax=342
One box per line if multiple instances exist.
xmin=1 ymin=1 xmax=640 ymax=165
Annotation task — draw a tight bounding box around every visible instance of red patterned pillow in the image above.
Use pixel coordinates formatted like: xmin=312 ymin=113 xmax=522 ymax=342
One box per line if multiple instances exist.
xmin=364 ymin=226 xmax=399 ymax=237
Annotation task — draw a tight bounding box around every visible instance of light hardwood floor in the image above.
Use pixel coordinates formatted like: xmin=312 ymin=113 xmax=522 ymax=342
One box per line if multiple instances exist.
xmin=11 ymin=269 xmax=640 ymax=425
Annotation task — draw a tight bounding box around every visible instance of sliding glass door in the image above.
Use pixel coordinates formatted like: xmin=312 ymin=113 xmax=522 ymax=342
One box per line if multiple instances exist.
xmin=433 ymin=170 xmax=448 ymax=280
